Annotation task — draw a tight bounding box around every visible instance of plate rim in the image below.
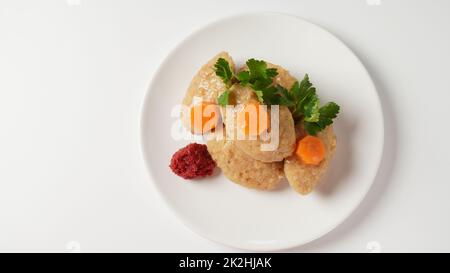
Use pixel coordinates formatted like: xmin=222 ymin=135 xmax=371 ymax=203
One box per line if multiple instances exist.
xmin=140 ymin=11 xmax=385 ymax=251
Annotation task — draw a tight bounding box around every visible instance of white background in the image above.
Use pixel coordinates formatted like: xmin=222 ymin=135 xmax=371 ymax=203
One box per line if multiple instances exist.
xmin=0 ymin=0 xmax=449 ymax=252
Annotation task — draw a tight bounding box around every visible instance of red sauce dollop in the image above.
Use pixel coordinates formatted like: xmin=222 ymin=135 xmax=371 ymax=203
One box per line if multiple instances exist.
xmin=169 ymin=143 xmax=216 ymax=179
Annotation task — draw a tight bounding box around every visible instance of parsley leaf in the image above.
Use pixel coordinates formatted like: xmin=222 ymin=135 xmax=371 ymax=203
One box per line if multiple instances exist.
xmin=274 ymin=85 xmax=294 ymax=107
xmin=260 ymin=86 xmax=278 ymax=105
xmin=266 ymin=68 xmax=278 ymax=78
xmin=247 ymin=59 xmax=269 ymax=80
xmin=254 ymin=90 xmax=264 ymax=103
xmin=318 ymin=102 xmax=340 ymax=126
xmin=297 ymin=74 xmax=313 ymax=99
xmin=236 ymin=71 xmax=250 ymax=85
xmin=304 ymin=102 xmax=340 ymax=135
xmin=217 ymin=90 xmax=230 ymax=106
xmin=303 ymin=122 xmax=322 ymax=136
xmin=303 ymin=94 xmax=320 ymax=122
xmin=270 ymin=74 xmax=339 ymax=134
xmin=241 ymin=59 xmax=279 ymax=103
xmin=214 ymin=58 xmax=279 ymax=104
xmin=289 ymin=81 xmax=300 ymax=99
xmin=214 ymin=58 xmax=234 ymax=87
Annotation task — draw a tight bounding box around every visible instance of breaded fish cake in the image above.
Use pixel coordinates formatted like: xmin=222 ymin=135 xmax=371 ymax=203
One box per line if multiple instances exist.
xmin=206 ymin=138 xmax=284 ymax=190
xmin=233 ymin=63 xmax=297 ymax=162
xmin=182 ymin=52 xmax=235 ymax=106
xmin=284 ymin=126 xmax=337 ymax=195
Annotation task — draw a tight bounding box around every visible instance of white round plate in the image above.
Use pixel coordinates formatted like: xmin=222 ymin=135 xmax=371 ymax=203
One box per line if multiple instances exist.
xmin=141 ymin=13 xmax=384 ymax=251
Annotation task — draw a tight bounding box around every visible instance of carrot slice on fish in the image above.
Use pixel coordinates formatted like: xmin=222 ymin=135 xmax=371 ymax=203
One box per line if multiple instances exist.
xmin=190 ymin=103 xmax=220 ymax=134
xmin=296 ymin=135 xmax=325 ymax=165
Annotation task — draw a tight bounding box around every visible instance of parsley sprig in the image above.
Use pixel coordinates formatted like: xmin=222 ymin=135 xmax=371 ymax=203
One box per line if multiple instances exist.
xmin=270 ymin=74 xmax=340 ymax=135
xmin=215 ymin=58 xmax=278 ymax=105
xmin=214 ymin=58 xmax=234 ymax=88
xmin=213 ymin=58 xmax=339 ymax=135
xmin=236 ymin=59 xmax=279 ymax=103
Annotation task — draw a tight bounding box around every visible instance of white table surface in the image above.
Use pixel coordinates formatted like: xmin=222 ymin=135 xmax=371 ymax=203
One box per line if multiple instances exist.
xmin=1 ymin=0 xmax=449 ymax=253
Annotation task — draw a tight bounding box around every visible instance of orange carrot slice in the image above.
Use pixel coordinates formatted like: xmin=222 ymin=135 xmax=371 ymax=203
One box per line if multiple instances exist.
xmin=189 ymin=103 xmax=220 ymax=134
xmin=296 ymin=135 xmax=326 ymax=165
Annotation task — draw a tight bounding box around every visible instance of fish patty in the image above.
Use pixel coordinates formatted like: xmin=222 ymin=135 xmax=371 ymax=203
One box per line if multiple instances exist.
xmin=284 ymin=126 xmax=337 ymax=195
xmin=233 ymin=63 xmax=297 ymax=162
xmin=207 ymin=138 xmax=284 ymax=190
xmin=234 ymin=104 xmax=296 ymax=162
xmin=182 ymin=51 xmax=235 ymax=106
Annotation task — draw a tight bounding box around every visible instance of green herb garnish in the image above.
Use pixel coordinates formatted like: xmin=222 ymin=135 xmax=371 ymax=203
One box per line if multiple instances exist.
xmin=213 ymin=58 xmax=340 ymax=135
xmin=214 ymin=58 xmax=278 ymax=104
xmin=217 ymin=90 xmax=230 ymax=107
xmin=214 ymin=58 xmax=234 ymax=87
xmin=304 ymin=102 xmax=340 ymax=135
xmin=272 ymin=74 xmax=339 ymax=135
xmin=239 ymin=59 xmax=278 ymax=103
